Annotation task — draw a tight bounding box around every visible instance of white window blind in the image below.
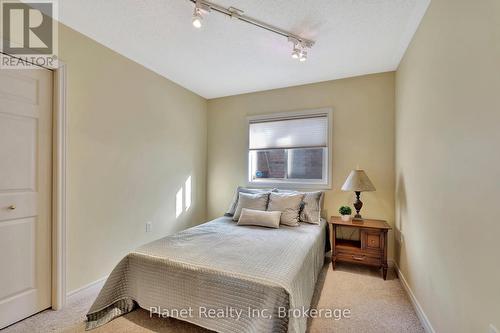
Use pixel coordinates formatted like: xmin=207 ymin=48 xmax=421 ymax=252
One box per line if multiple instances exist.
xmin=249 ymin=115 xmax=328 ymax=150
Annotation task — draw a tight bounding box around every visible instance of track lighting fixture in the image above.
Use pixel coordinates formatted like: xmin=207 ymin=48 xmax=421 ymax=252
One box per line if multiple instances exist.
xmin=188 ymin=0 xmax=314 ymax=61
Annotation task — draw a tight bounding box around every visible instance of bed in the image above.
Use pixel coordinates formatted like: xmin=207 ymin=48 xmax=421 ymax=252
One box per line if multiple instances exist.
xmin=86 ymin=216 xmax=327 ymax=333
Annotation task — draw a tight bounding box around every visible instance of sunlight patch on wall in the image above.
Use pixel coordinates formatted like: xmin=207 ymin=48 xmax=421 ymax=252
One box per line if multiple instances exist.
xmin=185 ymin=176 xmax=192 ymax=210
xmin=175 ymin=175 xmax=193 ymax=218
xmin=176 ymin=188 xmax=183 ymax=218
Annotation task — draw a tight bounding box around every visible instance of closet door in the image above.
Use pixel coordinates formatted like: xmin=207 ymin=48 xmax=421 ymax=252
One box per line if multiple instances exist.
xmin=0 ymin=62 xmax=53 ymax=329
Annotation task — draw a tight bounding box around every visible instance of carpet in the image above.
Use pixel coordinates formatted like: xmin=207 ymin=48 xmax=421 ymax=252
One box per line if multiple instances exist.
xmin=3 ymin=258 xmax=423 ymax=333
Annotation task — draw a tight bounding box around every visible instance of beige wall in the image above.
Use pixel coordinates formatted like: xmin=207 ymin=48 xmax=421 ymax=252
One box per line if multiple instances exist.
xmin=395 ymin=0 xmax=500 ymax=332
xmin=59 ymin=25 xmax=208 ymax=292
xmin=207 ymin=72 xmax=396 ymax=257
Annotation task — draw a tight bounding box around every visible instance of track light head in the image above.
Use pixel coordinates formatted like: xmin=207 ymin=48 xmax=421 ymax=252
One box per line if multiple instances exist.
xmin=192 ymin=7 xmax=203 ymax=28
xmin=299 ymin=50 xmax=307 ymax=62
xmin=192 ymin=0 xmax=210 ymax=28
xmin=288 ymin=37 xmax=312 ymax=62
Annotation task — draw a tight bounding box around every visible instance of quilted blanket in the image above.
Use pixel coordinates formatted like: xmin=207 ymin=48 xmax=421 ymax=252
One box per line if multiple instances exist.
xmin=86 ymin=217 xmax=326 ymax=332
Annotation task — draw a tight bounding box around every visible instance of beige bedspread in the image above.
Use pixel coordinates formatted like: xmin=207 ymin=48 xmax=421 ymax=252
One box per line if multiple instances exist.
xmin=86 ymin=217 xmax=326 ymax=333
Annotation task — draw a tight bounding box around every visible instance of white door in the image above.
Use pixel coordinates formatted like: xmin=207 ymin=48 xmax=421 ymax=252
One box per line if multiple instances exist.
xmin=0 ymin=62 xmax=53 ymax=329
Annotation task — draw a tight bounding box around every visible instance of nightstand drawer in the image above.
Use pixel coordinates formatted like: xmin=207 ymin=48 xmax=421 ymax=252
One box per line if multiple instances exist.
xmin=337 ymin=246 xmax=381 ymax=259
xmin=336 ymin=253 xmax=381 ymax=266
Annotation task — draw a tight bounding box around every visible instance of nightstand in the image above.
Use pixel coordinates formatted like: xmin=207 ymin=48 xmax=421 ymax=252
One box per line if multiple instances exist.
xmin=328 ymin=216 xmax=391 ymax=280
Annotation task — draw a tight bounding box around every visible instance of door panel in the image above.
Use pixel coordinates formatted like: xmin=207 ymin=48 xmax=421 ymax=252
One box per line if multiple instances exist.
xmin=0 ymin=113 xmax=37 ymax=190
xmin=0 ymin=72 xmax=38 ymax=105
xmin=0 ymin=218 xmax=35 ymax=300
xmin=0 ymin=63 xmax=53 ymax=329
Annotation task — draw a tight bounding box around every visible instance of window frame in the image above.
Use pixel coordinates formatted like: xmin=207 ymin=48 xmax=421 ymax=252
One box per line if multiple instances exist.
xmin=246 ymin=108 xmax=333 ymax=190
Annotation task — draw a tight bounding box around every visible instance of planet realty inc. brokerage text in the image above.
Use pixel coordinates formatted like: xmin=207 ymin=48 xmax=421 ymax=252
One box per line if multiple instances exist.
xmin=150 ymin=306 xmax=351 ymax=321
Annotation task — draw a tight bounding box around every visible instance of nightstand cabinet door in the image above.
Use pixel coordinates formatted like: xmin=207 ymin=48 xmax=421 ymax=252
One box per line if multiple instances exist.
xmin=361 ymin=229 xmax=384 ymax=253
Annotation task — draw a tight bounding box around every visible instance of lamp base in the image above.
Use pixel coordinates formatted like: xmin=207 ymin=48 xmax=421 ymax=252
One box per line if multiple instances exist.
xmin=353 ymin=191 xmax=364 ymax=222
xmin=352 ymin=214 xmax=364 ymax=223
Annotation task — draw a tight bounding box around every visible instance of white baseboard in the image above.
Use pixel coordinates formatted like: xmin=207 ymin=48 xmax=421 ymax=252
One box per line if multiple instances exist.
xmin=394 ymin=262 xmax=435 ymax=333
xmin=66 ymin=275 xmax=108 ymax=299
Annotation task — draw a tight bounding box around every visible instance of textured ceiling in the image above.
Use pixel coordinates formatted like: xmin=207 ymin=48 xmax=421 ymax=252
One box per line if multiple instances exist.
xmin=58 ymin=0 xmax=430 ymax=98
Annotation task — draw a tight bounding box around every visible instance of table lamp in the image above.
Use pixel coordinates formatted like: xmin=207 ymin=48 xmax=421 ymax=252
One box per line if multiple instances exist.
xmin=341 ymin=169 xmax=376 ymax=220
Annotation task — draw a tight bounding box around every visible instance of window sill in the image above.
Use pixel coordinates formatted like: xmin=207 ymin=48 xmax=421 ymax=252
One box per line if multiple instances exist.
xmin=247 ymin=181 xmax=332 ymax=191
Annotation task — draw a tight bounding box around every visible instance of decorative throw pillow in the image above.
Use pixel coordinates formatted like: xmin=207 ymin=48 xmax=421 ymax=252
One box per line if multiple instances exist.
xmin=276 ymin=189 xmax=324 ymax=224
xmin=225 ymin=187 xmax=274 ymax=216
xmin=232 ymin=192 xmax=270 ymax=221
xmin=267 ymin=192 xmax=304 ymax=226
xmin=237 ymin=209 xmax=281 ymax=229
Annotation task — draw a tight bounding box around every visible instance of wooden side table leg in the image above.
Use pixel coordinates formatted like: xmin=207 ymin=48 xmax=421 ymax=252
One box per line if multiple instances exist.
xmin=330 ymin=224 xmax=337 ymax=270
xmin=382 ymin=230 xmax=388 ymax=280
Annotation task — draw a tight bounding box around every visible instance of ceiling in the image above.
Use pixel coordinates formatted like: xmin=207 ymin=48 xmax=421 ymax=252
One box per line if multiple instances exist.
xmin=57 ymin=0 xmax=430 ymax=99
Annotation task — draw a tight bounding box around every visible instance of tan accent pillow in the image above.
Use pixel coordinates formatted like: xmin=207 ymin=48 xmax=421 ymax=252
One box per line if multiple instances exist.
xmin=237 ymin=209 xmax=281 ymax=228
xmin=267 ymin=192 xmax=304 ymax=226
xmin=232 ymin=192 xmax=269 ymax=221
xmin=225 ymin=187 xmax=274 ymax=216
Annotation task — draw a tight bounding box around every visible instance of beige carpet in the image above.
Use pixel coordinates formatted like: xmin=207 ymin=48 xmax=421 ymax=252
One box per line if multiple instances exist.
xmin=3 ymin=258 xmax=423 ymax=333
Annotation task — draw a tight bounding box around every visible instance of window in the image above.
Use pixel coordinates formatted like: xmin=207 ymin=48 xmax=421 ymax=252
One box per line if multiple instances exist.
xmin=248 ymin=109 xmax=331 ymax=188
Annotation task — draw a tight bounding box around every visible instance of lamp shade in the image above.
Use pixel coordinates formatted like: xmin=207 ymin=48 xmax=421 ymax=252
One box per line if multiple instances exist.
xmin=341 ymin=170 xmax=376 ymax=192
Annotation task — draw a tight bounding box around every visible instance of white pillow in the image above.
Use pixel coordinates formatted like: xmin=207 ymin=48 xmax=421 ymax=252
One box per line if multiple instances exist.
xmin=232 ymin=192 xmax=269 ymax=221
xmin=237 ymin=209 xmax=281 ymax=228
xmin=267 ymin=192 xmax=304 ymax=226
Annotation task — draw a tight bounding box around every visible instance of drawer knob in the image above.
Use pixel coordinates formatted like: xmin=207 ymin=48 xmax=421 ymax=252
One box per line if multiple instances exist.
xmin=352 ymin=255 xmax=365 ymax=261
xmin=8 ymin=204 xmax=16 ymax=210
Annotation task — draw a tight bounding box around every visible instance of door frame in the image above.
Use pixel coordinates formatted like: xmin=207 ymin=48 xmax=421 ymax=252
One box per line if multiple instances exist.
xmin=51 ymin=61 xmax=68 ymax=310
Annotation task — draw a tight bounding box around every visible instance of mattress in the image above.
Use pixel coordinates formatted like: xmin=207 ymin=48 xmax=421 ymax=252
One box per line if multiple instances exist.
xmin=86 ymin=216 xmax=326 ymax=332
